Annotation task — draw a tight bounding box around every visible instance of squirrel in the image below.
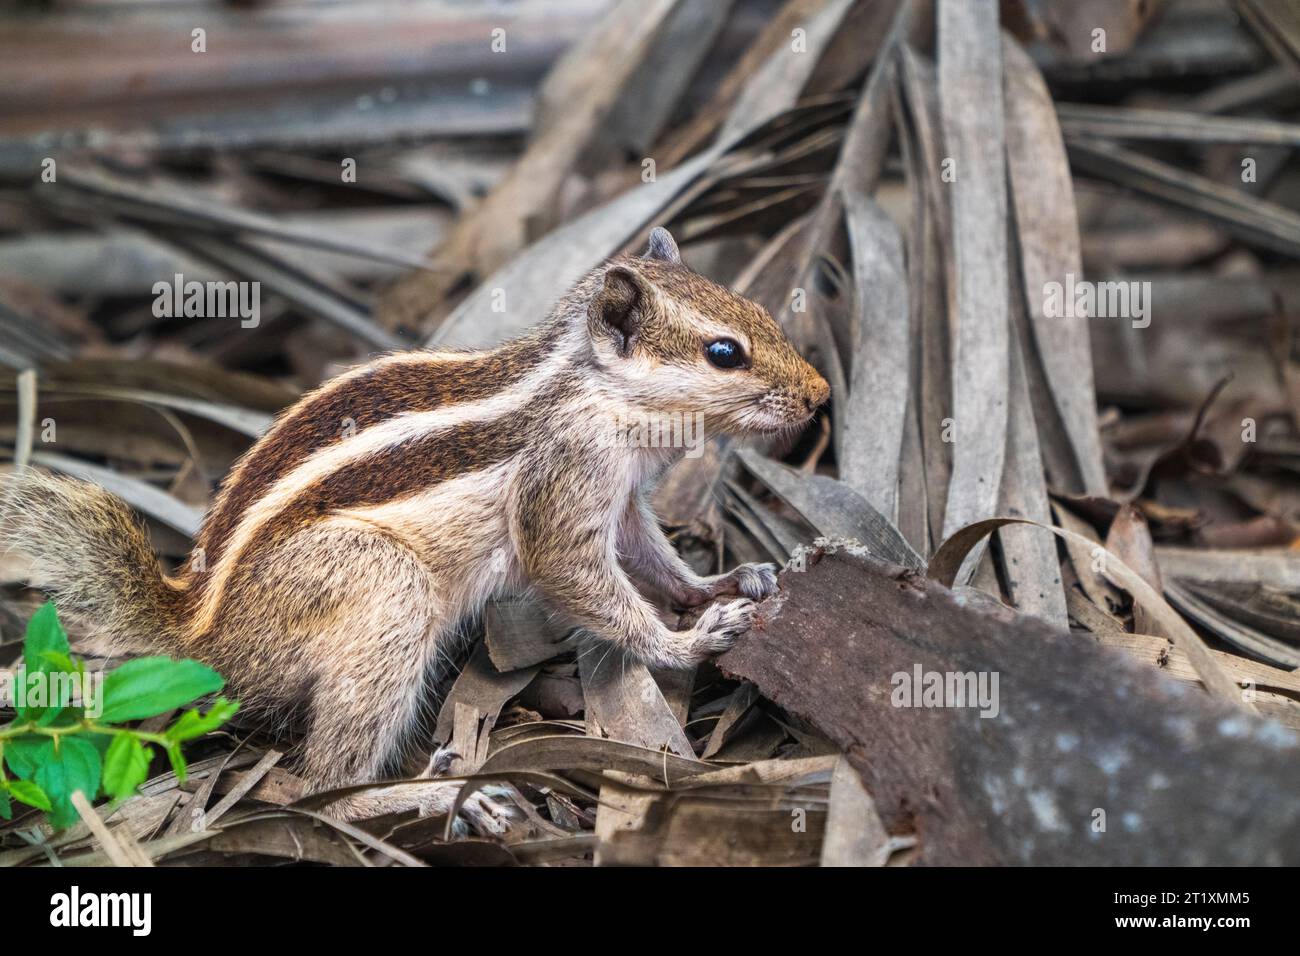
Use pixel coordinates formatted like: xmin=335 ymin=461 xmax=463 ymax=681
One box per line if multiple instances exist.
xmin=2 ymin=227 xmax=829 ymax=829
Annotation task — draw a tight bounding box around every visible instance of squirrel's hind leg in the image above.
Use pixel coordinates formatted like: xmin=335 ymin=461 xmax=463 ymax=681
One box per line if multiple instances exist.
xmin=268 ymin=521 xmax=512 ymax=832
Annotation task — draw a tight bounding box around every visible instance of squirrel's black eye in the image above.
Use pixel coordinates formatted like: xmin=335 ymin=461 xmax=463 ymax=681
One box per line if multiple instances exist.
xmin=705 ymin=338 xmax=746 ymax=370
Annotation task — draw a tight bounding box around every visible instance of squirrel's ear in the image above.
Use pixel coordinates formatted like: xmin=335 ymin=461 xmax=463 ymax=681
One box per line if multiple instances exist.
xmin=589 ymin=265 xmax=651 ymax=356
xmin=643 ymin=226 xmax=682 ymax=265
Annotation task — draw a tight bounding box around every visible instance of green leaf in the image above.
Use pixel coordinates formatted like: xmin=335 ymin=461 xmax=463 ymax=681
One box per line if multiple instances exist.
xmin=33 ymin=737 xmax=101 ymax=830
xmin=32 ymin=670 xmax=79 ymax=728
xmin=165 ymin=698 xmax=240 ymax=743
xmin=20 ymin=603 xmax=78 ymax=727
xmin=101 ymin=734 xmax=152 ymax=800
xmin=23 ymin=601 xmax=69 ymax=672
xmin=42 ymin=707 xmax=81 ymax=729
xmin=37 ymin=650 xmax=77 ymax=672
xmin=3 ymin=734 xmax=45 ymax=780
xmin=99 ymin=657 xmax=224 ymax=723
xmin=165 ymin=742 xmax=188 ymax=785
xmin=0 ymin=787 xmax=10 ymax=820
xmin=6 ymin=779 xmax=53 ymax=812
xmin=86 ymin=731 xmax=113 ymax=760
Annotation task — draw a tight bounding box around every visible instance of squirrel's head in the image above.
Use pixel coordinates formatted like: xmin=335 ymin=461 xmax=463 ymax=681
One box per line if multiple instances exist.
xmin=585 ymin=227 xmax=830 ymax=436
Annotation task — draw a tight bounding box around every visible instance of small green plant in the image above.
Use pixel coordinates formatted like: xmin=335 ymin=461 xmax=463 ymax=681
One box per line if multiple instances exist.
xmin=0 ymin=601 xmax=238 ymax=829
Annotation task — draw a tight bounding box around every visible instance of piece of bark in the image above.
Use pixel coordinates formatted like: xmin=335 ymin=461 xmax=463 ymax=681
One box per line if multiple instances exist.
xmin=719 ymin=548 xmax=1300 ymax=865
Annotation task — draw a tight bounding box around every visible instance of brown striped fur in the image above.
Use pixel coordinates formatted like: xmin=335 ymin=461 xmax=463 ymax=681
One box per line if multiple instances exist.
xmin=1 ymin=228 xmax=828 ymax=828
xmin=197 ymin=332 xmax=548 ymax=576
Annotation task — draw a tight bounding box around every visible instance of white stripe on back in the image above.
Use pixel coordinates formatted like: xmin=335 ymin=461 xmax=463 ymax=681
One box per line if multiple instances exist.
xmin=190 ymin=332 xmax=578 ymax=634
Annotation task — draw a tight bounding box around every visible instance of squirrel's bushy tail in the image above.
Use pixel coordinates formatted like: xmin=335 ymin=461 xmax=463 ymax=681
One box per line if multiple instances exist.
xmin=1 ymin=469 xmax=191 ymax=656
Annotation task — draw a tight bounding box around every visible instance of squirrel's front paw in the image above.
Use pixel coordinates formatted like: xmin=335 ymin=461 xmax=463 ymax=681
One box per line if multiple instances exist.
xmin=727 ymin=562 xmax=778 ymax=600
xmin=681 ymin=598 xmax=757 ymax=661
xmin=680 ymin=562 xmax=778 ymax=607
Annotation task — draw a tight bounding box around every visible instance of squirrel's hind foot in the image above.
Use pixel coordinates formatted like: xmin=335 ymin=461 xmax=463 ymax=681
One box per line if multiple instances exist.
xmin=417 ymin=749 xmax=524 ymax=838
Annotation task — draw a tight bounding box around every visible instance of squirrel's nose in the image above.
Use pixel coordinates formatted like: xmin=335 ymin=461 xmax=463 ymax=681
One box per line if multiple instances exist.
xmin=805 ymin=376 xmax=830 ymax=411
